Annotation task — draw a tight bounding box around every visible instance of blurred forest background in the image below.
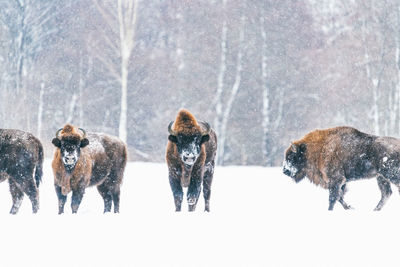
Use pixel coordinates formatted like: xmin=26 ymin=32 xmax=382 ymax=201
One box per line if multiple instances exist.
xmin=1 ymin=0 xmax=400 ymax=166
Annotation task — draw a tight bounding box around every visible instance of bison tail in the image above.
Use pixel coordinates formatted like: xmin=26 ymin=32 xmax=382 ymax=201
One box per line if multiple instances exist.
xmin=35 ymin=143 xmax=44 ymax=188
xmin=122 ymin=145 xmax=128 ymax=169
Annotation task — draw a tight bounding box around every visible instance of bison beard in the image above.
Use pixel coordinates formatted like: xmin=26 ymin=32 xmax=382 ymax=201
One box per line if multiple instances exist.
xmin=283 ymin=126 xmax=400 ymax=210
xmin=166 ymin=109 xmax=217 ymax=212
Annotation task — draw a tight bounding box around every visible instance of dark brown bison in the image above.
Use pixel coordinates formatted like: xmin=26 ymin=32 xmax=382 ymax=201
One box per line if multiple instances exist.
xmin=283 ymin=126 xmax=400 ymax=210
xmin=51 ymin=124 xmax=127 ymax=214
xmin=0 ymin=129 xmax=43 ymax=214
xmin=166 ymin=109 xmax=217 ymax=212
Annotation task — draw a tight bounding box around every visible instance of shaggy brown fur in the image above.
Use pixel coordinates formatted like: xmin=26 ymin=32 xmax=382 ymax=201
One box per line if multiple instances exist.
xmin=283 ymin=126 xmax=400 ymax=210
xmin=60 ymin=124 xmax=82 ymax=139
xmin=0 ymin=129 xmax=43 ymax=214
xmin=166 ymin=109 xmax=217 ymax=212
xmin=172 ymin=109 xmax=202 ymax=135
xmin=291 ymin=127 xmax=343 ymax=188
xmin=52 ymin=124 xmax=127 ymax=214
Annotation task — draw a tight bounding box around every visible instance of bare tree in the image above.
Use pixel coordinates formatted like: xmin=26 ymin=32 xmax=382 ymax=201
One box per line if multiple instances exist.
xmin=260 ymin=15 xmax=270 ymax=164
xmin=92 ymin=0 xmax=139 ymax=144
xmin=213 ymin=0 xmax=228 ymax=138
xmin=393 ymin=4 xmax=400 ymax=134
xmin=0 ymin=0 xmax=61 ymax=130
xmin=215 ymin=15 xmax=245 ymax=165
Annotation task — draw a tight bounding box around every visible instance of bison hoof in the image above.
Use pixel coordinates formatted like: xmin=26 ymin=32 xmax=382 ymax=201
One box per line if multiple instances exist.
xmin=10 ymin=209 xmax=18 ymax=215
xmin=188 ymin=205 xmax=196 ymax=212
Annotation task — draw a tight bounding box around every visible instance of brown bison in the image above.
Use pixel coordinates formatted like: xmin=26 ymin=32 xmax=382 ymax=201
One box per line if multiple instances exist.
xmin=166 ymin=109 xmax=217 ymax=212
xmin=283 ymin=126 xmax=400 ymax=210
xmin=0 ymin=129 xmax=43 ymax=214
xmin=51 ymin=124 xmax=127 ymax=214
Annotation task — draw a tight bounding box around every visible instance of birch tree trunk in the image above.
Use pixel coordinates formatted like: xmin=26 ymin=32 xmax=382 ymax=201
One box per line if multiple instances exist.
xmin=361 ymin=18 xmax=380 ymax=135
xmin=37 ymin=82 xmax=44 ymax=139
xmin=66 ymin=93 xmax=78 ymax=124
xmin=14 ymin=0 xmax=28 ymax=130
xmin=269 ymin=86 xmax=285 ymax=164
xmin=217 ymin=15 xmax=245 ymax=165
xmin=119 ymin=57 xmax=129 ymax=143
xmin=260 ymin=16 xmax=270 ymax=165
xmin=92 ymin=0 xmax=139 ymax=144
xmin=213 ymin=0 xmax=227 ymax=135
xmin=117 ymin=0 xmax=139 ymax=144
xmin=395 ymin=6 xmax=400 ymax=135
xmin=15 ymin=0 xmax=26 ymax=94
xmin=78 ymin=53 xmax=92 ymax=126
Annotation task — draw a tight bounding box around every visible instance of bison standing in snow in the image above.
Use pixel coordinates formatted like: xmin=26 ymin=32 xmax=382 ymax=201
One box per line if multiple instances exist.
xmin=283 ymin=126 xmax=400 ymax=210
xmin=166 ymin=109 xmax=217 ymax=212
xmin=0 ymin=129 xmax=43 ymax=214
xmin=51 ymin=124 xmax=127 ymax=214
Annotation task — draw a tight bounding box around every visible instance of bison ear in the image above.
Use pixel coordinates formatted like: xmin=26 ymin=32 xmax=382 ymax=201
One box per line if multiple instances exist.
xmin=80 ymin=138 xmax=89 ymax=148
xmin=52 ymin=138 xmax=61 ymax=148
xmin=168 ymin=135 xmax=178 ymax=143
xmin=201 ymin=134 xmax=210 ymax=144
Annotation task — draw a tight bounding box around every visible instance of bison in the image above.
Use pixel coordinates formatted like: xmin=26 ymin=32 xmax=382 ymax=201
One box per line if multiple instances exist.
xmin=166 ymin=109 xmax=217 ymax=212
xmin=51 ymin=124 xmax=127 ymax=214
xmin=283 ymin=126 xmax=400 ymax=210
xmin=0 ymin=129 xmax=43 ymax=214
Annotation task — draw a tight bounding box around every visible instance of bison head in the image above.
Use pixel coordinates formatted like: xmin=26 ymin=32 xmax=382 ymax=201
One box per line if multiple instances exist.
xmin=168 ymin=121 xmax=210 ymax=167
xmin=283 ymin=142 xmax=307 ymax=182
xmin=52 ymin=126 xmax=89 ymax=171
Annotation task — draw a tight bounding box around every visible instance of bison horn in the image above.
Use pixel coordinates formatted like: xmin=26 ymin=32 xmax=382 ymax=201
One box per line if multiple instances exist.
xmin=200 ymin=121 xmax=211 ymax=135
xmin=168 ymin=121 xmax=176 ymax=135
xmin=290 ymin=142 xmax=297 ymax=153
xmin=55 ymin=128 xmax=63 ymax=139
xmin=78 ymin=128 xmax=87 ymax=138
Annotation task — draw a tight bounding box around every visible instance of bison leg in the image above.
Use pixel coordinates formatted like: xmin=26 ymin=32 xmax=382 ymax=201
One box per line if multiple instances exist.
xmin=374 ymin=176 xmax=392 ymax=211
xmin=55 ymin=185 xmax=67 ymax=214
xmin=328 ymin=177 xmax=349 ymax=211
xmin=328 ymin=186 xmax=339 ymax=210
xmin=71 ymin=189 xmax=85 ymax=214
xmin=97 ymin=184 xmax=113 ymax=213
xmin=169 ymin=177 xmax=183 ymax=211
xmin=9 ymin=179 xmax=24 ymax=215
xmin=105 ymin=169 xmax=122 ymax=213
xmin=21 ymin=178 xmax=39 ymax=214
xmin=328 ymin=182 xmax=342 ymax=211
xmin=112 ymin=188 xmax=121 ymax=213
xmin=338 ymin=184 xmax=353 ymax=210
xmin=187 ymin=171 xmax=202 ymax=212
xmin=203 ymin=161 xmax=215 ymax=212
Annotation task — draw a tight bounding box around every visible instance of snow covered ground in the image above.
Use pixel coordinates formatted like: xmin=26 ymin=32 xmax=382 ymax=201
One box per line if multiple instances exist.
xmin=1 ymin=160 xmax=400 ymax=267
